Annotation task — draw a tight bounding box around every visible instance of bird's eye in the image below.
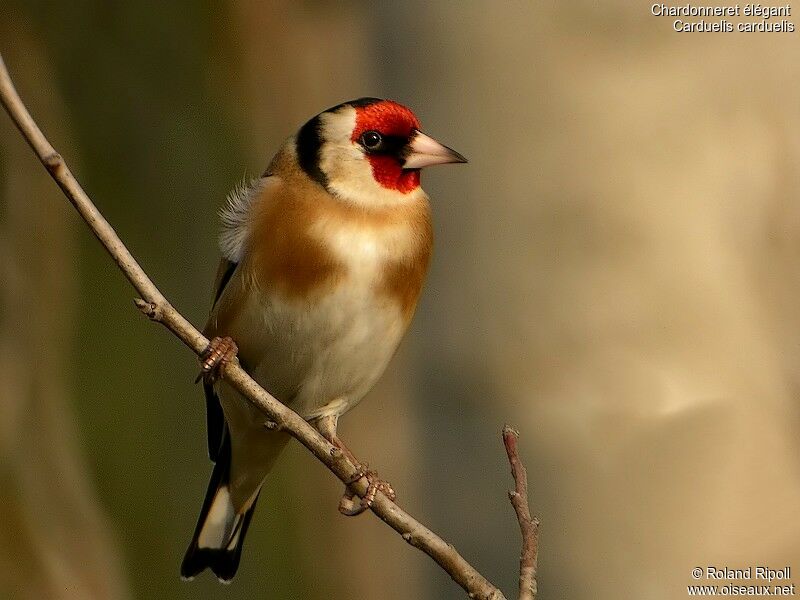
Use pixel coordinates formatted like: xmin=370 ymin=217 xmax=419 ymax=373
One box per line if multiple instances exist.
xmin=360 ymin=130 xmax=383 ymax=150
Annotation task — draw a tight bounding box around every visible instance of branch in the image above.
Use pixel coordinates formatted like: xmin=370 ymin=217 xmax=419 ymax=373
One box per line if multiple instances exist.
xmin=503 ymin=426 xmax=540 ymax=600
xmin=0 ymin=52 xmax=537 ymax=600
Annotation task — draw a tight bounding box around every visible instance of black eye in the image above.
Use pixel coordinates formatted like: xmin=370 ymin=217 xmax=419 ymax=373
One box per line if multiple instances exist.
xmin=360 ymin=130 xmax=382 ymax=149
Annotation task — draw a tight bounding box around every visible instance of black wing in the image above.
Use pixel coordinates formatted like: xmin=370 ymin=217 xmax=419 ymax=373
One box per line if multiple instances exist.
xmin=205 ymin=258 xmax=238 ymax=462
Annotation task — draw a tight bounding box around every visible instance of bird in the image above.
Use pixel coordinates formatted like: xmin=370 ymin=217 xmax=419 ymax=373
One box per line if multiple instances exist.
xmin=180 ymin=97 xmax=466 ymax=583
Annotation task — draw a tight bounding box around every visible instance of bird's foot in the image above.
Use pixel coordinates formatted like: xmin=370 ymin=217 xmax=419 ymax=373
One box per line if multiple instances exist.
xmin=195 ymin=336 xmax=238 ymax=383
xmin=311 ymin=418 xmax=396 ymax=516
xmin=339 ymin=466 xmax=396 ymax=516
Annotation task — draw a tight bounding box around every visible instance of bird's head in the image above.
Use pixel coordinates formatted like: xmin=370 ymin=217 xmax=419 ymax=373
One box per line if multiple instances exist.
xmin=295 ymin=98 xmax=466 ymax=206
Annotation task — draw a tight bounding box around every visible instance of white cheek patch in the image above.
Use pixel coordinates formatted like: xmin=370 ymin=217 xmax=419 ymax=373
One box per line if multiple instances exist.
xmin=319 ymin=107 xmax=357 ymax=150
xmin=318 ymin=107 xmax=423 ymax=208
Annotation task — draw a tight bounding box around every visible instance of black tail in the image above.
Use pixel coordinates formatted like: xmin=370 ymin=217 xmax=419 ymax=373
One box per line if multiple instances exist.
xmin=181 ymin=433 xmax=260 ymax=583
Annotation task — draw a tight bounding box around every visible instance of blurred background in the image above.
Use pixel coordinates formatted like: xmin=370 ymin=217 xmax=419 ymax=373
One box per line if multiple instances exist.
xmin=2 ymin=2 xmax=799 ymax=599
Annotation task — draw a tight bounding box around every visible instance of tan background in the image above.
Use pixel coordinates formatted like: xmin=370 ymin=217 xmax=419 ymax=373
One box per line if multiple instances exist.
xmin=1 ymin=2 xmax=798 ymax=598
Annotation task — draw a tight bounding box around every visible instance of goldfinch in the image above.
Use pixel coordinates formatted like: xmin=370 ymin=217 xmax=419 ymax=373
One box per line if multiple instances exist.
xmin=180 ymin=98 xmax=466 ymax=582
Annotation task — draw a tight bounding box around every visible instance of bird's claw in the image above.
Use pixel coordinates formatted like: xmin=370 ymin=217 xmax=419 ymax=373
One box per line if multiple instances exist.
xmin=338 ymin=468 xmax=396 ymax=516
xmin=194 ymin=336 xmax=238 ymax=383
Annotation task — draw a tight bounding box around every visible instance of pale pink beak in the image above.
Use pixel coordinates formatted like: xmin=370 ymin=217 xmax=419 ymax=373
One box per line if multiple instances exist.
xmin=403 ymin=130 xmax=467 ymax=169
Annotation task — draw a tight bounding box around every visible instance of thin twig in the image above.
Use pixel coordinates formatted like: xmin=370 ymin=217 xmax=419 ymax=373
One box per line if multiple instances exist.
xmin=0 ymin=52 xmax=525 ymax=600
xmin=503 ymin=426 xmax=539 ymax=600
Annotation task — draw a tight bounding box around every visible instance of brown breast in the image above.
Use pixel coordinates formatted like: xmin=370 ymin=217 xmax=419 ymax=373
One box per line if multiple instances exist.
xmin=244 ymin=155 xmax=433 ymax=322
xmin=247 ymin=182 xmax=345 ymax=299
xmin=379 ymin=211 xmax=433 ymax=323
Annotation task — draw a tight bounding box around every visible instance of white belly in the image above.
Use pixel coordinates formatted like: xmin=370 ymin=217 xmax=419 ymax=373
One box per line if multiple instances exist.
xmin=260 ymin=288 xmax=402 ymax=418
xmin=223 ymin=274 xmax=405 ymax=421
xmin=214 ymin=271 xmax=406 ymax=509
